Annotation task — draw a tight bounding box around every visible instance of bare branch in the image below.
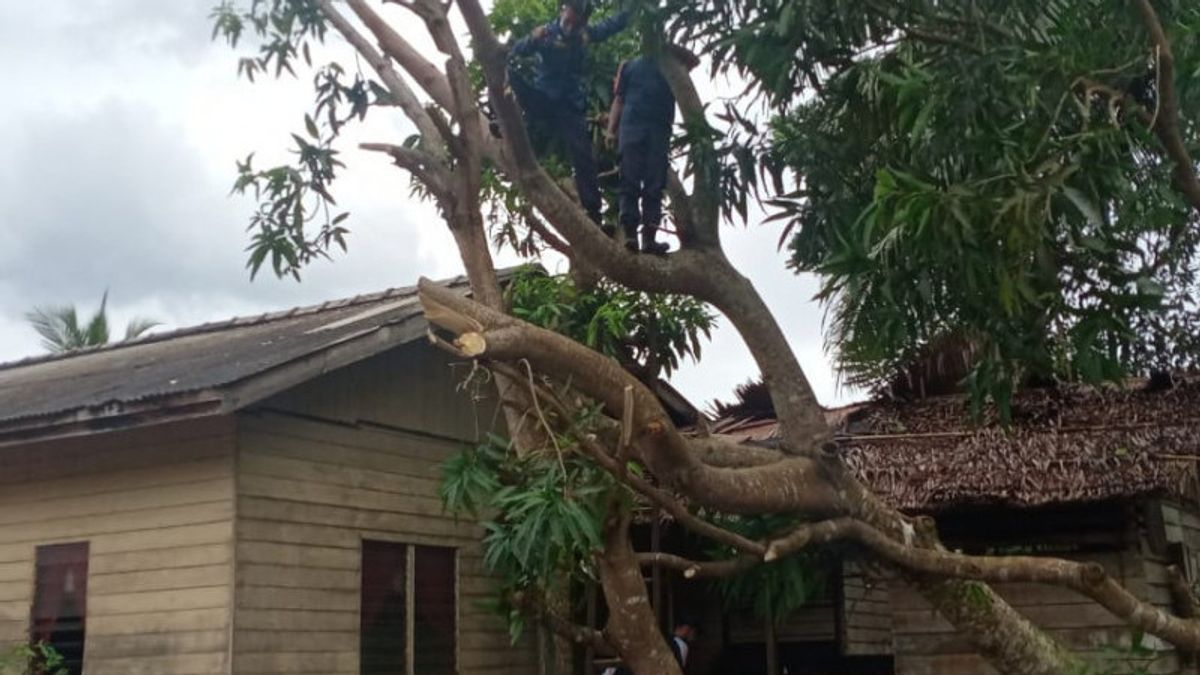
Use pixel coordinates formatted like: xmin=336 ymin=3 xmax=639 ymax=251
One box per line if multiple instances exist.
xmin=763 ymin=518 xmax=1200 ymax=652
xmin=636 ymin=552 xmax=759 ymax=579
xmin=359 ymin=142 xmax=449 ymax=194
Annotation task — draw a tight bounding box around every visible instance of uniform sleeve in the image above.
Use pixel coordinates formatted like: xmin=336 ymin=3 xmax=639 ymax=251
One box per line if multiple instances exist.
xmin=586 ymin=10 xmax=630 ymax=43
xmin=510 ymin=22 xmax=552 ymax=58
xmin=613 ymin=61 xmax=629 ymax=99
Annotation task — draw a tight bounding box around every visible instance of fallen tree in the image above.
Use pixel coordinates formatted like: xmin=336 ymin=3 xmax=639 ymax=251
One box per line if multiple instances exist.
xmin=213 ymin=1 xmax=1200 ymax=673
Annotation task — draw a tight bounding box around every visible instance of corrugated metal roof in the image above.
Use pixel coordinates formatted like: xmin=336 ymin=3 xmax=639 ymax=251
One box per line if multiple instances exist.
xmin=0 ymin=275 xmax=477 ymax=438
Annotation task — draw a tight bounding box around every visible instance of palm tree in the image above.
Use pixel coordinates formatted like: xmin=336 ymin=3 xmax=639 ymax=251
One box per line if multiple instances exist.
xmin=26 ymin=292 xmax=159 ymax=354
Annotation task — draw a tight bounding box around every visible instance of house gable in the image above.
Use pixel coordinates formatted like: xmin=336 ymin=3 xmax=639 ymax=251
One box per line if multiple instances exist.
xmin=228 ymin=338 xmax=532 ymax=675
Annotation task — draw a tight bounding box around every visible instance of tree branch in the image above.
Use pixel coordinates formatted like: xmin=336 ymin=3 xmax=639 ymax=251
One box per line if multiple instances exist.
xmin=419 ymin=278 xmax=845 ymax=515
xmin=1168 ymin=565 xmax=1200 ymax=620
xmin=359 ymin=142 xmax=449 ymax=194
xmin=658 ymin=48 xmax=719 ymax=247
xmin=345 ymin=0 xmax=455 ymax=111
xmin=317 ymin=0 xmax=442 ymax=148
xmin=665 ymin=169 xmax=698 ymax=246
xmin=511 ymin=590 xmax=615 ymax=656
xmin=688 ymin=435 xmax=787 ymax=468
xmin=636 ymin=552 xmax=759 ymax=579
xmin=454 ymin=0 xmax=722 ymax=290
xmin=455 ymin=0 xmax=833 ymax=454
xmin=763 ymin=517 xmax=1200 ymax=653
xmin=487 ymin=360 xmax=767 ymax=556
xmin=1132 ymin=0 xmax=1200 ymax=217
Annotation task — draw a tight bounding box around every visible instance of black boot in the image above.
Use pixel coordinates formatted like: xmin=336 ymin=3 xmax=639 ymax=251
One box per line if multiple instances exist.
xmin=622 ymin=222 xmax=639 ymax=253
xmin=640 ymin=229 xmax=669 ymax=255
xmin=592 ymin=211 xmax=616 ymax=237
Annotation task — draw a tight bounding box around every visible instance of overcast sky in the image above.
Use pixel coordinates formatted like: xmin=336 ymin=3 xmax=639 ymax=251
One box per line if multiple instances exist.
xmin=0 ymin=0 xmax=859 ymax=409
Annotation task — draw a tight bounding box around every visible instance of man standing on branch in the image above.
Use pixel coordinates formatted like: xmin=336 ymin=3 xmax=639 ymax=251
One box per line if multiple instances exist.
xmin=508 ymin=0 xmax=630 ymax=229
xmin=607 ymin=43 xmax=699 ymax=254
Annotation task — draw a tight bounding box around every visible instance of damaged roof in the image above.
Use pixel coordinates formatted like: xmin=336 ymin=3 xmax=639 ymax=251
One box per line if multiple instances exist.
xmin=0 ymin=275 xmax=476 ymax=445
xmin=713 ymin=379 xmax=1200 ymax=511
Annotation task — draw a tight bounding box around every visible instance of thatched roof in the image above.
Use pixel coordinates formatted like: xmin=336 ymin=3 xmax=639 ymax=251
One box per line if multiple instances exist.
xmin=711 ymin=378 xmax=1200 ymax=512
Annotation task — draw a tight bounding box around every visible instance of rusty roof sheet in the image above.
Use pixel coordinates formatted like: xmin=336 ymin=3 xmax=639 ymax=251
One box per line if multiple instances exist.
xmin=0 ymin=274 xmax=477 ymax=438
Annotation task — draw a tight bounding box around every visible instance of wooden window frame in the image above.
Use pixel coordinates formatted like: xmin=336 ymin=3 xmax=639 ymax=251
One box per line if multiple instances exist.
xmin=360 ymin=539 xmax=459 ymax=675
xmin=30 ymin=541 xmax=89 ymax=675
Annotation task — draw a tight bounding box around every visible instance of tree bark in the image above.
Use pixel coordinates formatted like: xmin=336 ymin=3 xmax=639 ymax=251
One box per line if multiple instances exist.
xmin=596 ymin=508 xmax=682 ymax=675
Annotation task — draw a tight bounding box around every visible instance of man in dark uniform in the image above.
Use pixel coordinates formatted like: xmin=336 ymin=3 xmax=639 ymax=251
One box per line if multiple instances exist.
xmin=508 ymin=0 xmax=630 ymax=228
xmin=606 ymin=45 xmax=699 ymax=254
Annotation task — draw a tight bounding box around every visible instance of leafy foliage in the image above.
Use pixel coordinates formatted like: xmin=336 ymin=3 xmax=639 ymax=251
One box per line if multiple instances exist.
xmin=0 ymin=642 xmax=66 ymax=675
xmin=213 ymin=1 xmax=399 ymax=279
xmin=1088 ymin=630 xmax=1168 ymax=675
xmin=440 ymin=428 xmax=616 ymax=642
xmin=26 ymin=292 xmax=159 ymax=353
xmin=706 ymin=513 xmax=828 ymax=623
xmin=670 ymin=0 xmax=1200 ymax=413
xmin=506 ymin=266 xmax=715 ymax=377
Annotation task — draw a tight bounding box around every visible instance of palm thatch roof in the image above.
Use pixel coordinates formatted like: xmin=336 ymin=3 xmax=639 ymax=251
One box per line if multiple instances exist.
xmin=711 ymin=377 xmax=1200 ymax=512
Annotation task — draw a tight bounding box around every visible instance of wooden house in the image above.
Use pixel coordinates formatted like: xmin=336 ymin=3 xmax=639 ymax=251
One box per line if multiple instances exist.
xmin=0 ymin=276 xmax=536 ymax=675
xmin=697 ymin=378 xmax=1200 ymax=675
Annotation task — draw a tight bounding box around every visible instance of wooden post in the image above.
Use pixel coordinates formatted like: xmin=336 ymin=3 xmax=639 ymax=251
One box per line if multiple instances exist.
xmin=652 ymin=517 xmax=663 ymax=630
xmin=765 ymin=618 xmax=779 ymax=675
xmin=765 ymin=588 xmax=779 ymax=675
xmin=538 ymin=624 xmax=549 ymax=675
xmin=585 ymin=582 xmax=598 ymax=675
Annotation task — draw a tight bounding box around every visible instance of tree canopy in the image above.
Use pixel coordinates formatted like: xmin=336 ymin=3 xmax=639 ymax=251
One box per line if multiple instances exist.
xmin=669 ymin=0 xmax=1200 ymax=410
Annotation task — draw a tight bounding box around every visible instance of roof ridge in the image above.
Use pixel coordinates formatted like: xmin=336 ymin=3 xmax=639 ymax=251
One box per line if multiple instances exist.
xmin=0 ymin=271 xmax=484 ymax=373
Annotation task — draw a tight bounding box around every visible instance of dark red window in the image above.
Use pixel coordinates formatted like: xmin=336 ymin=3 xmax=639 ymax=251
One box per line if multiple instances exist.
xmin=413 ymin=546 xmax=456 ymax=675
xmin=361 ymin=541 xmax=456 ymax=675
xmin=31 ymin=542 xmax=88 ymax=675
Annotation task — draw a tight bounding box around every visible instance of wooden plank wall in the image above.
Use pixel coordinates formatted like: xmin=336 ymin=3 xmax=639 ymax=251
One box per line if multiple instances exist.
xmin=726 ymin=601 xmax=837 ymax=645
xmin=890 ymin=548 xmax=1182 ymax=675
xmin=0 ymin=417 xmax=237 ymax=675
xmin=1150 ymin=500 xmax=1200 ymax=672
xmin=841 ymin=562 xmax=892 ymax=656
xmin=231 ymin=343 xmax=536 ymax=675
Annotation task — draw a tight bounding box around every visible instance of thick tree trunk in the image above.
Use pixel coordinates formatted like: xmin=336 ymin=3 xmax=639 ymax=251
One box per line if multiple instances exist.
xmin=916 ymin=579 xmax=1079 ymax=675
xmin=596 ymin=510 xmax=682 ymax=675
